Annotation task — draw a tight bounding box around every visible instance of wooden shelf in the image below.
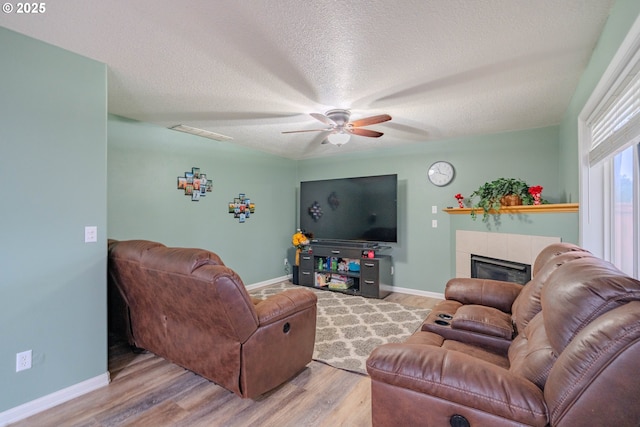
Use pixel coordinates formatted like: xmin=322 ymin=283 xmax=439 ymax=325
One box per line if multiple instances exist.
xmin=443 ymin=203 xmax=579 ymax=215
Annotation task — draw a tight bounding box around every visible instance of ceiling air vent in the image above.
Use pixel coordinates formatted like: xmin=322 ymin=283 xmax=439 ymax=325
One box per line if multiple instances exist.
xmin=169 ymin=124 xmax=233 ymax=141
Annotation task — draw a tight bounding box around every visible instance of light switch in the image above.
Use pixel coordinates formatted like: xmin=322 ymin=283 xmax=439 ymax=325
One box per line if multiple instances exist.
xmin=431 ymin=205 xmax=438 ymax=214
xmin=84 ymin=226 xmax=97 ymax=243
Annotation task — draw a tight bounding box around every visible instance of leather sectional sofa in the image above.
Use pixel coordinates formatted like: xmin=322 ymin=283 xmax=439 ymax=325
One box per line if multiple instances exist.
xmin=108 ymin=239 xmax=318 ymax=399
xmin=421 ymin=242 xmax=592 ymax=353
xmin=367 ymin=244 xmax=640 ymax=426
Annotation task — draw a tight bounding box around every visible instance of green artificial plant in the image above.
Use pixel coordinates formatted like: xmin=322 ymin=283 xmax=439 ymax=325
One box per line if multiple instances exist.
xmin=469 ymin=177 xmax=534 ymax=220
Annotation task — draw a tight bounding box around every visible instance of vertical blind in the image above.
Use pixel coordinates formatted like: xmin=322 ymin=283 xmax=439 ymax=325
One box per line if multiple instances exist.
xmin=588 ymin=59 xmax=640 ymax=165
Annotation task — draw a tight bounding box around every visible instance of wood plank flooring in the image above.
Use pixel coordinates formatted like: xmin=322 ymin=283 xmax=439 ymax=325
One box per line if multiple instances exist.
xmin=9 ymin=290 xmax=440 ymax=427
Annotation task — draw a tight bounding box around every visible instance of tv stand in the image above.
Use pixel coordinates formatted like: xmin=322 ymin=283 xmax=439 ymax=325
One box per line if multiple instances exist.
xmin=298 ymin=243 xmax=393 ymax=298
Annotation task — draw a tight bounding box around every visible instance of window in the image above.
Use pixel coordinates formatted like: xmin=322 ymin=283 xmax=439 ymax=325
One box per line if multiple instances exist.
xmin=580 ymin=18 xmax=640 ymax=278
xmin=612 ymin=145 xmax=638 ymax=276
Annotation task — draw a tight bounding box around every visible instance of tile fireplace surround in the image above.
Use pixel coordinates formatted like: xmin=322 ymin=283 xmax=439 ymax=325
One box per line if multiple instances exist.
xmin=455 ymin=230 xmax=561 ymax=278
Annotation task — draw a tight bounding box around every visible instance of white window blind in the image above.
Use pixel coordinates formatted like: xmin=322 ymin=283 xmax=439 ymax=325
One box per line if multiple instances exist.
xmin=589 ymin=59 xmax=640 ymax=166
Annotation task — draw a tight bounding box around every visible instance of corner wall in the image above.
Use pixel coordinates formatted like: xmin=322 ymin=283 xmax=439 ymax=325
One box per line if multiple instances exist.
xmin=0 ymin=28 xmax=107 ymax=413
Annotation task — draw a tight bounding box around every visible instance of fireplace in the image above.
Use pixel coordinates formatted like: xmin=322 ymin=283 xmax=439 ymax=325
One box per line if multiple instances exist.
xmin=471 ymin=254 xmax=531 ymax=285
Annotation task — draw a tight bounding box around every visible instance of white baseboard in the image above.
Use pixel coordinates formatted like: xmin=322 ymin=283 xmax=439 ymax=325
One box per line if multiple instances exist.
xmin=0 ymin=372 xmax=110 ymax=427
xmin=381 ymin=284 xmax=444 ymax=300
xmin=246 ymin=276 xmax=444 ymax=300
xmin=245 ymin=275 xmax=291 ymax=291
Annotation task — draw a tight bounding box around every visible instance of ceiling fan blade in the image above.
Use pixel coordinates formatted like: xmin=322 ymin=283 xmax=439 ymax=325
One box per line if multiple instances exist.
xmin=349 ymin=114 xmax=392 ymax=128
xmin=310 ymin=113 xmax=335 ymax=126
xmin=282 ymin=128 xmax=330 ymax=134
xmin=348 ymin=128 xmax=384 ymax=138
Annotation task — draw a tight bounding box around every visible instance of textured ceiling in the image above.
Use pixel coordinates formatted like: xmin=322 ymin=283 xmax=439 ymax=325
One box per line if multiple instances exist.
xmin=0 ymin=0 xmax=615 ymax=159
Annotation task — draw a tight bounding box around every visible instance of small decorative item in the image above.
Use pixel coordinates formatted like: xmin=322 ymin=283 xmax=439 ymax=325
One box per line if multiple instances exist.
xmin=528 ymin=185 xmax=543 ymax=205
xmin=455 ymin=193 xmax=464 ymax=208
xmin=292 ymin=229 xmax=313 ymax=266
xmin=178 ymin=167 xmax=212 ymax=201
xmin=308 ymin=201 xmax=323 ymax=222
xmin=228 ymin=193 xmax=255 ymax=223
xmin=328 ymin=191 xmax=340 ymax=210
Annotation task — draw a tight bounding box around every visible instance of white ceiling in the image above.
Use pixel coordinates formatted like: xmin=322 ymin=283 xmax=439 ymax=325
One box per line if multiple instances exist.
xmin=0 ymin=0 xmax=615 ymax=159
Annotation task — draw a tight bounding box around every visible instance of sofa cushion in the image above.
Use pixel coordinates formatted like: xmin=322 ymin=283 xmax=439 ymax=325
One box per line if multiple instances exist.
xmin=542 ymin=257 xmax=640 ymax=352
xmin=442 ymin=340 xmax=511 ymax=369
xmin=366 ymin=340 xmax=548 ymax=426
xmin=109 ymin=239 xmax=165 ymax=262
xmin=508 ymin=312 xmax=556 ymax=389
xmin=445 ymin=278 xmax=520 ymax=313
xmin=531 ymin=242 xmax=588 ymax=276
xmin=544 ymin=301 xmax=640 ymax=426
xmin=450 ymin=305 xmax=514 ymax=340
xmin=512 ymin=251 xmax=595 ymax=333
xmin=142 ymin=246 xmax=224 ymax=275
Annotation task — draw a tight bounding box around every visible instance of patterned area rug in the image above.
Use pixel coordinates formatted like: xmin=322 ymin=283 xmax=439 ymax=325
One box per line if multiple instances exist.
xmin=250 ymin=282 xmax=431 ymax=375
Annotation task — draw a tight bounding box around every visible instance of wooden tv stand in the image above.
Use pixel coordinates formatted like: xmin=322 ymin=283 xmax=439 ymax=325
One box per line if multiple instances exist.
xmin=298 ymin=243 xmax=393 ymax=298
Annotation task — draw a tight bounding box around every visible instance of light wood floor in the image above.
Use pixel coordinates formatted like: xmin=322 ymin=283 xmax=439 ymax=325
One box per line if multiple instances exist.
xmin=10 ymin=290 xmax=441 ymax=427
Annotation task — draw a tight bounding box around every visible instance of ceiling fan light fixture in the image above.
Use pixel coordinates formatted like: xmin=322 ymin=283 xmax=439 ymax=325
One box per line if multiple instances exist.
xmin=327 ymin=132 xmax=350 ymax=146
xmin=169 ymin=124 xmax=233 ymax=141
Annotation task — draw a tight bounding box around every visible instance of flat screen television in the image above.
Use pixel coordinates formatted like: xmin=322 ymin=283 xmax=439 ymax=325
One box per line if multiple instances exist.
xmin=299 ymin=174 xmax=398 ymax=244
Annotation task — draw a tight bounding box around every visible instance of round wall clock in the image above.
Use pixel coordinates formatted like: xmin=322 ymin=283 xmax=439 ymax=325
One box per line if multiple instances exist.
xmin=427 ymin=161 xmax=455 ymax=187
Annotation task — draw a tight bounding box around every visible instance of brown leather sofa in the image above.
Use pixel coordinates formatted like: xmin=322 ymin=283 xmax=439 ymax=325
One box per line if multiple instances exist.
xmin=422 ymin=242 xmax=592 ymax=353
xmin=367 ymin=248 xmax=640 ymax=426
xmin=108 ymin=239 xmax=318 ymax=399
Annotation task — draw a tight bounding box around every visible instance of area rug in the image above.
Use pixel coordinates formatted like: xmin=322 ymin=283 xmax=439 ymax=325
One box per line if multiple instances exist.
xmin=250 ymin=282 xmax=431 ymax=375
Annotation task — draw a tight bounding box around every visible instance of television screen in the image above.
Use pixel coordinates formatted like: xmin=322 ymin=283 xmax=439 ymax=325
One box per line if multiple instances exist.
xmin=299 ymin=174 xmax=398 ymax=243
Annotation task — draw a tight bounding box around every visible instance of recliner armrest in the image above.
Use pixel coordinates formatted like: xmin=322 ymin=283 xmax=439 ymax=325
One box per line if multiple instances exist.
xmin=366 ymin=342 xmax=548 ymax=426
xmin=253 ymin=288 xmax=317 ymax=326
xmin=445 ymin=278 xmax=522 ymax=312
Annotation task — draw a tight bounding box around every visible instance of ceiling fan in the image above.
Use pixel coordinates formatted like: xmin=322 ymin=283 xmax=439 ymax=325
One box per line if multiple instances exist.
xmin=282 ymin=109 xmax=392 ymax=145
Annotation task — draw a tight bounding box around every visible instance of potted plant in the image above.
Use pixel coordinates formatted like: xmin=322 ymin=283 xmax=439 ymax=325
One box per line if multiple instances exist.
xmin=469 ymin=178 xmax=534 ymax=220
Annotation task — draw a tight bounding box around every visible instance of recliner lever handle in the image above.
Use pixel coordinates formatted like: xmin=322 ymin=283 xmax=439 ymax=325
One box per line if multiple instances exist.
xmin=450 ymin=414 xmax=470 ymax=427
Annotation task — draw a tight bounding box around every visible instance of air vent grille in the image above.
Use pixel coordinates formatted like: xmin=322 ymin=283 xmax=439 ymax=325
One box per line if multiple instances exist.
xmin=169 ymin=124 xmax=233 ymax=141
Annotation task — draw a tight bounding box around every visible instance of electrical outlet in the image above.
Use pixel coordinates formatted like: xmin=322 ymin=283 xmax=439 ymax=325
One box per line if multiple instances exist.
xmin=84 ymin=226 xmax=97 ymax=243
xmin=283 ymin=258 xmax=288 ymax=266
xmin=432 ymin=219 xmax=438 ymax=228
xmin=16 ymin=350 xmax=32 ymax=372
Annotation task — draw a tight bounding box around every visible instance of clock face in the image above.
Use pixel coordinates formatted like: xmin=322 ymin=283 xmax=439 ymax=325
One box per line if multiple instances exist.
xmin=427 ymin=161 xmax=455 ymax=186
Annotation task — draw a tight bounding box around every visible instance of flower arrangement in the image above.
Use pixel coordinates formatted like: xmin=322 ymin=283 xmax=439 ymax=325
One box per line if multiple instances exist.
xmin=292 ymin=229 xmax=313 ymax=265
xmin=528 ymin=185 xmax=543 ymax=205
xmin=454 ymin=193 xmax=464 ymax=208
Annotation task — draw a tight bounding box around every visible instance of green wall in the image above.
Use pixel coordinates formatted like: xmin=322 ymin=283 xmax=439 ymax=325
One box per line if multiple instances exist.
xmin=0 ymin=28 xmax=107 ymax=412
xmin=298 ymin=126 xmax=562 ymax=293
xmin=107 ymin=116 xmax=298 ymax=285
xmin=559 ymin=0 xmax=640 ymax=202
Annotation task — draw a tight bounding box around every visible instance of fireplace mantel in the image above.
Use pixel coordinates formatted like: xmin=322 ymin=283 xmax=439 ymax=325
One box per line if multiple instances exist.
xmin=443 ymin=203 xmax=578 ymax=215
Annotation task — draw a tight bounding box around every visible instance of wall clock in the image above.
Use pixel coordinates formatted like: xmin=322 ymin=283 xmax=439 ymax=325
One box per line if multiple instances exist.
xmin=427 ymin=161 xmax=455 ymax=187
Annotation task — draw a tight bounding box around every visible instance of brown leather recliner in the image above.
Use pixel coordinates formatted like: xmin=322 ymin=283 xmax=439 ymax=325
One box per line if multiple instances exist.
xmin=367 ymin=254 xmax=640 ymax=426
xmin=422 ymin=242 xmax=592 ymax=353
xmin=108 ymin=239 xmax=318 ymax=399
